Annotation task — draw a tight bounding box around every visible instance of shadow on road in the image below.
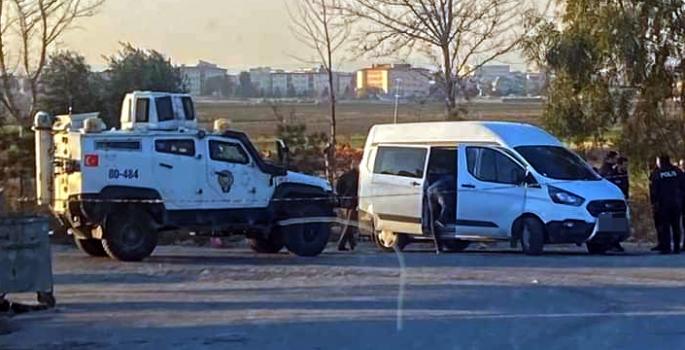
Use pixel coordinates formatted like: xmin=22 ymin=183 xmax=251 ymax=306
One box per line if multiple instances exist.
xmin=142 ymin=243 xmax=685 ymax=269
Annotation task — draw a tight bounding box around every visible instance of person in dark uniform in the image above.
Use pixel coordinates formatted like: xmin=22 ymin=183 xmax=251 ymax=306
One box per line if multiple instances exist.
xmin=605 ymin=156 xmax=629 ymax=252
xmin=648 ymin=159 xmax=663 ymax=251
xmin=612 ymin=157 xmax=629 ymax=198
xmin=335 ymin=161 xmax=359 ymax=251
xmin=680 ymin=159 xmax=685 ymax=249
xmin=599 ymin=151 xmax=618 ymax=177
xmin=650 ymin=155 xmax=685 ymax=254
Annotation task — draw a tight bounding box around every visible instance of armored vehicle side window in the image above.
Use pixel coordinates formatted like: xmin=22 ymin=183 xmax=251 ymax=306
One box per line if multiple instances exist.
xmin=156 ymin=96 xmax=174 ymax=122
xmin=95 ymin=140 xmax=141 ymax=151
xmin=373 ymin=146 xmax=427 ymax=179
xmin=209 ymin=140 xmax=249 ymax=164
xmin=182 ymin=96 xmax=195 ymax=120
xmin=135 ymin=98 xmax=149 ymax=122
xmin=155 ymin=139 xmax=195 ymax=157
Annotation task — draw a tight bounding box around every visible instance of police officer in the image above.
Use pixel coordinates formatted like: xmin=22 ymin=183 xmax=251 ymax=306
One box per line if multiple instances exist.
xmin=605 ymin=156 xmax=628 ymax=252
xmin=599 ymin=151 xmax=618 ymax=177
xmin=650 ymin=155 xmax=685 ymax=254
xmin=335 ymin=161 xmax=359 ymax=251
xmin=680 ymin=159 xmax=685 ymax=249
xmin=648 ymin=159 xmax=663 ymax=251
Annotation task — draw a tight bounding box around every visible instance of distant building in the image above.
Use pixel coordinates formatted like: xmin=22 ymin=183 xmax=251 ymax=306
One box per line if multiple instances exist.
xmin=271 ymin=71 xmax=289 ymax=97
xmin=180 ymin=60 xmax=228 ymax=96
xmin=356 ymin=63 xmax=432 ymax=98
xmin=248 ymin=67 xmax=273 ymax=97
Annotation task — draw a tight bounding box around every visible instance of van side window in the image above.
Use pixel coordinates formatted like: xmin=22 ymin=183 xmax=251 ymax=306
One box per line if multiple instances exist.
xmin=373 ymin=147 xmax=427 ymax=178
xmin=155 ymin=139 xmax=195 ymax=157
xmin=466 ymin=147 xmax=478 ymax=173
xmin=468 ymin=147 xmax=524 ymax=184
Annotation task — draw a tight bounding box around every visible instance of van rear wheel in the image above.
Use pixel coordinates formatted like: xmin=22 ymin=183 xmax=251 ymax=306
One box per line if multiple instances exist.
xmin=375 ymin=230 xmax=408 ymax=252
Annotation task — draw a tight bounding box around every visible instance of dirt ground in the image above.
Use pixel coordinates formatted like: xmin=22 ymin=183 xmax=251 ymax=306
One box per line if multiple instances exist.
xmin=3 ymin=240 xmax=685 ymax=349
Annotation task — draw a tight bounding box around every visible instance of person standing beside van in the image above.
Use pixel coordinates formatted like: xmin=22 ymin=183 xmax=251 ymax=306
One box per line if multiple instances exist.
xmin=651 ymin=155 xmax=685 ymax=254
xmin=335 ymin=161 xmax=360 ymax=251
xmin=599 ymin=151 xmax=618 ymax=177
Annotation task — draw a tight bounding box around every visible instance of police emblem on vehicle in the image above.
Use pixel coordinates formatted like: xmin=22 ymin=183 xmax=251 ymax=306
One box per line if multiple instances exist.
xmin=215 ymin=170 xmax=234 ymax=193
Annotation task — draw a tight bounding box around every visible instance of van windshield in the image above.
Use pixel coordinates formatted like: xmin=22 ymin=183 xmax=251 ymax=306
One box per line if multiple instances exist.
xmin=514 ymin=146 xmax=601 ymax=181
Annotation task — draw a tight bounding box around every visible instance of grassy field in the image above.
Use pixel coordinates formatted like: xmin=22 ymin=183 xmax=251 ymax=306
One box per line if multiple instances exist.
xmin=195 ymin=99 xmax=545 ymax=146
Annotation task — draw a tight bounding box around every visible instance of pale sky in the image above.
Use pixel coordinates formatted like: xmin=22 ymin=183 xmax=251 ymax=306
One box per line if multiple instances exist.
xmin=59 ymin=0 xmax=530 ymax=73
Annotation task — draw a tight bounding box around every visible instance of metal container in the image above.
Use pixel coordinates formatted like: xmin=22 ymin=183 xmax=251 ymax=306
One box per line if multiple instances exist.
xmin=0 ymin=215 xmax=53 ymax=299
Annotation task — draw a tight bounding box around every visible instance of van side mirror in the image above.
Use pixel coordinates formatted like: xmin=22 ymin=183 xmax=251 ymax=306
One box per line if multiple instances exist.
xmin=275 ymin=139 xmax=289 ymax=167
xmin=523 ymin=170 xmax=540 ymax=187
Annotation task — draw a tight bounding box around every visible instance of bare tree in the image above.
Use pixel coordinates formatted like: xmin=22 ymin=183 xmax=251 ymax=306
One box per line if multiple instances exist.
xmin=0 ymin=0 xmax=105 ymax=124
xmin=341 ymin=0 xmax=547 ymax=119
xmin=287 ymin=0 xmax=350 ymax=181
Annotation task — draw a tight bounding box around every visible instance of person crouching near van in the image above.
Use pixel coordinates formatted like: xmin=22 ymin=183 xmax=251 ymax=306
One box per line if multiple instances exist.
xmin=651 ymin=155 xmax=685 ymax=254
xmin=336 ymin=161 xmax=360 ymax=251
xmin=426 ymin=169 xmax=457 ymax=252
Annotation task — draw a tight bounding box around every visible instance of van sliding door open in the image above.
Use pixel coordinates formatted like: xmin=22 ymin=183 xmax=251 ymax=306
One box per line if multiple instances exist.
xmin=370 ymin=145 xmax=430 ymax=235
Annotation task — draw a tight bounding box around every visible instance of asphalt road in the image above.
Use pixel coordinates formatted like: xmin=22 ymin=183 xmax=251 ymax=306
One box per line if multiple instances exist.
xmin=3 ymin=242 xmax=685 ymax=350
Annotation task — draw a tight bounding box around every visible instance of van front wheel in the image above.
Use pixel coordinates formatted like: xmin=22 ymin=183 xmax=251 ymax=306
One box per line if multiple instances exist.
xmin=520 ymin=217 xmax=545 ymax=256
xmin=375 ymin=230 xmax=408 ymax=252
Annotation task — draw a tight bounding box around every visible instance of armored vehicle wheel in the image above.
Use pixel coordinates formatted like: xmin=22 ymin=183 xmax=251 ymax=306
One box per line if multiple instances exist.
xmin=247 ymin=232 xmax=285 ymax=253
xmin=73 ymin=236 xmax=107 ymax=257
xmin=282 ymin=204 xmax=331 ymax=257
xmin=102 ymin=210 xmax=158 ymax=262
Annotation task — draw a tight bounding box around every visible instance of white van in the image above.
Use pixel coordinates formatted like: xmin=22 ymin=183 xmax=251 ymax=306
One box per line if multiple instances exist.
xmin=358 ymin=121 xmax=630 ymax=255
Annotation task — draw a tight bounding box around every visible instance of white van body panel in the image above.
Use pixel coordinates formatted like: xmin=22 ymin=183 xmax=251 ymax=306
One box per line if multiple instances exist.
xmin=359 ymin=121 xmax=629 ymax=246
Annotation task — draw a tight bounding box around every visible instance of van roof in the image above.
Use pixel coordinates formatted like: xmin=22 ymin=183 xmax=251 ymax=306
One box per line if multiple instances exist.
xmin=365 ymin=121 xmax=563 ymax=148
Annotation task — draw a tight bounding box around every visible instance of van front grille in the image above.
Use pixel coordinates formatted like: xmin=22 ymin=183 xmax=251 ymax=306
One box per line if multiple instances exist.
xmin=586 ymin=200 xmax=627 ymax=217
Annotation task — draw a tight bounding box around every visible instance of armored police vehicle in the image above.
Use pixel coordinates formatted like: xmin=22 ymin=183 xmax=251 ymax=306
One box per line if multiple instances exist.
xmin=33 ymin=91 xmax=335 ymax=261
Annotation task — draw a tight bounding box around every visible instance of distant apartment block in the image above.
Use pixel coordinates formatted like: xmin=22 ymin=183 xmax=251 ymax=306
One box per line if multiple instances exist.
xmin=180 ymin=60 xmax=228 ymax=96
xmin=247 ymin=66 xmax=354 ymax=98
xmin=356 ymin=64 xmax=432 ymax=98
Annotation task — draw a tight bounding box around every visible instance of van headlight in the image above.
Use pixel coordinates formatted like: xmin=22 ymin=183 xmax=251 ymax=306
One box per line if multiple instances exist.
xmin=548 ymin=185 xmax=585 ymax=206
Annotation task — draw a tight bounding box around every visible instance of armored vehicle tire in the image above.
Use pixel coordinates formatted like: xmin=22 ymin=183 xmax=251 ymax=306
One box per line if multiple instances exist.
xmin=374 ymin=230 xmax=409 ymax=252
xmin=282 ymin=204 xmax=331 ymax=257
xmin=441 ymin=239 xmax=471 ymax=252
xmin=73 ymin=236 xmax=108 ymax=257
xmin=586 ymin=242 xmax=610 ymax=255
xmin=247 ymin=233 xmax=285 ymax=253
xmin=101 ymin=210 xmax=158 ymax=262
xmin=520 ymin=217 xmax=545 ymax=256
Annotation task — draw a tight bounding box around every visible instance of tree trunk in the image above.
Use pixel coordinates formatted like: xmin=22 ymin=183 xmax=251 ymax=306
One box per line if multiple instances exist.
xmin=328 ymin=68 xmax=337 ymax=183
xmin=443 ymin=49 xmax=457 ymax=120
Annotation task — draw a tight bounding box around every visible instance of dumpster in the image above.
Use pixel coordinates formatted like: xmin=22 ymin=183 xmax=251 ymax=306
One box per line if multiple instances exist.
xmin=0 ymin=214 xmax=55 ymax=308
